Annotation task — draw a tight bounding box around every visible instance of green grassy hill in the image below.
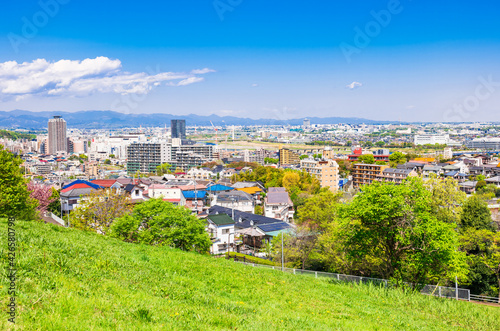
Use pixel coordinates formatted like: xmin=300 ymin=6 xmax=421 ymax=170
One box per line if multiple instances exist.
xmin=1 ymin=220 xmax=499 ymax=330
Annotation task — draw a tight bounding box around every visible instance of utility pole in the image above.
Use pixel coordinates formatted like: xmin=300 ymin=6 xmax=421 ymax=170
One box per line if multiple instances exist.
xmin=281 ymin=231 xmax=284 ymax=272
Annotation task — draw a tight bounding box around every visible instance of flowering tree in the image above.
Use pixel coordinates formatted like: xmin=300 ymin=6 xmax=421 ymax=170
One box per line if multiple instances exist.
xmin=28 ymin=182 xmax=55 ymax=214
xmin=72 ymin=188 xmax=130 ymax=235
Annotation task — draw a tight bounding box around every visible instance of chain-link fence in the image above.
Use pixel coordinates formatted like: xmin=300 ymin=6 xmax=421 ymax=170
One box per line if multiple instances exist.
xmin=231 ymin=260 xmax=474 ymax=302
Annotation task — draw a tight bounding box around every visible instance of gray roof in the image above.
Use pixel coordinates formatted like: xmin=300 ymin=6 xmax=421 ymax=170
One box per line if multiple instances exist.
xmin=423 ymin=165 xmax=442 ymax=171
xmin=486 ymin=176 xmax=500 ymax=183
xmin=381 ymin=168 xmax=413 ymax=175
xmin=460 ymin=181 xmax=478 ymax=188
xmin=266 ymin=188 xmax=292 ymax=204
xmin=60 ymin=187 xmax=95 ymax=198
xmin=217 ymin=190 xmax=253 ymax=202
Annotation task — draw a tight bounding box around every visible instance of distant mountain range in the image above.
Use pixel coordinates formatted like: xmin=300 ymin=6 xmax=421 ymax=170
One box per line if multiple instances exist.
xmin=0 ymin=110 xmax=396 ymax=130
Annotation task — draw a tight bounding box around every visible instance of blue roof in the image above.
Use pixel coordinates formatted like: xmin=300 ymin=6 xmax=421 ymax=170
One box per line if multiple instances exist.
xmin=206 ymin=184 xmax=234 ymax=192
xmin=182 ymin=190 xmax=207 ymax=199
xmin=62 ymin=180 xmax=104 ymax=190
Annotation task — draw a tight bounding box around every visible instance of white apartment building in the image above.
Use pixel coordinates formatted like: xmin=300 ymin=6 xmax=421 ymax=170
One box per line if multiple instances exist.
xmin=414 ymin=134 xmax=450 ymax=145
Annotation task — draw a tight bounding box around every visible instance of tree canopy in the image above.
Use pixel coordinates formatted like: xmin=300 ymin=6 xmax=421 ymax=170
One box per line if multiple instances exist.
xmin=71 ymin=188 xmax=130 ymax=235
xmin=0 ymin=145 xmax=36 ymax=220
xmin=460 ymin=195 xmax=494 ymax=231
xmin=111 ymin=198 xmax=211 ymax=253
xmin=357 ymin=154 xmax=375 ymax=164
xmin=339 ymin=178 xmax=466 ymax=286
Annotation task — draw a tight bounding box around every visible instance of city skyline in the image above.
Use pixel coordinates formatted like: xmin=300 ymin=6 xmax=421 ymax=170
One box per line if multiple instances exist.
xmin=1 ymin=1 xmax=500 ymax=122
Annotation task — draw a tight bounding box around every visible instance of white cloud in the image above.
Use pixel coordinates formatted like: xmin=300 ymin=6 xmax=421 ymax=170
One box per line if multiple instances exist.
xmin=251 ymin=83 xmax=259 ymax=87
xmin=0 ymin=57 xmax=214 ymax=98
xmin=190 ymin=68 xmax=215 ymax=74
xmin=346 ymin=81 xmax=363 ymax=90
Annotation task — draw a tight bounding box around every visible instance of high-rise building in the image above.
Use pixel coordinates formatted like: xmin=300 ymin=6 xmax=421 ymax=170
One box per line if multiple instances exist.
xmin=279 ymin=147 xmax=300 ymax=166
xmin=127 ymin=142 xmax=171 ymax=174
xmin=302 ymin=118 xmax=311 ymax=129
xmin=171 ymin=119 xmax=186 ymax=139
xmin=48 ymin=116 xmax=67 ymax=154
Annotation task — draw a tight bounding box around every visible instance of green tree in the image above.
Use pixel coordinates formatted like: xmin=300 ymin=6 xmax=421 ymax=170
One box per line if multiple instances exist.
xmin=271 ymin=225 xmax=319 ymax=270
xmin=104 ymin=159 xmax=111 ymax=165
xmin=357 ymin=154 xmax=375 ymax=164
xmin=363 ymin=141 xmax=374 ymax=147
xmin=389 ymin=151 xmax=406 ymax=167
xmin=264 ymin=157 xmax=279 ymax=164
xmin=156 ymin=163 xmax=172 ymax=175
xmin=47 ymin=187 xmax=61 ymax=215
xmin=111 ymin=198 xmax=211 ymax=253
xmin=297 ymin=190 xmax=341 ymax=229
xmin=0 ymin=145 xmax=36 ymax=220
xmin=340 ymin=178 xmax=467 ymax=286
xmin=424 ymin=175 xmax=466 ymax=224
xmin=282 ymin=171 xmax=301 ymax=192
xmin=71 ymin=189 xmax=131 ymax=234
xmin=476 ymin=180 xmax=487 ymax=191
xmin=375 ymin=141 xmax=385 ymax=147
xmin=299 ymin=155 xmax=309 ymax=160
xmin=461 ymin=230 xmax=500 ymax=302
xmin=459 ymin=195 xmax=494 ymax=231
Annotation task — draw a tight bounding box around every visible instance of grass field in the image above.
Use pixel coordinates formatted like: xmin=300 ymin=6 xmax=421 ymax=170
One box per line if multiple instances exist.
xmin=1 ymin=219 xmax=499 ymax=330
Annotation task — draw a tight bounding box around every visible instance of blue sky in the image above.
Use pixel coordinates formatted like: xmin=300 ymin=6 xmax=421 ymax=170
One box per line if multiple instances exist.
xmin=1 ymin=0 xmax=499 ymax=122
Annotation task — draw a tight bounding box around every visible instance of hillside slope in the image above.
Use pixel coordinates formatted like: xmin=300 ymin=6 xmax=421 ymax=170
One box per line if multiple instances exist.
xmin=1 ymin=220 xmax=499 ymax=330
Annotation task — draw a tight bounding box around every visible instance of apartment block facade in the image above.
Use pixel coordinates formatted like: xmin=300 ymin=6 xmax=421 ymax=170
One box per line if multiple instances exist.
xmin=300 ymin=158 xmax=340 ymax=192
xmin=279 ymin=147 xmax=300 ymax=166
xmin=352 ymin=163 xmax=390 ymax=188
xmin=127 ymin=142 xmax=171 ymax=173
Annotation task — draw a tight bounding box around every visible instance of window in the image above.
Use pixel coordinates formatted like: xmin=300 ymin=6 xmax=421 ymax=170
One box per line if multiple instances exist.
xmin=222 ymin=229 xmax=230 ymax=234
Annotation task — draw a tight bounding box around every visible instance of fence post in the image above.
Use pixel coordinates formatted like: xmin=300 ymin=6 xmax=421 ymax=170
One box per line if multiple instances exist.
xmin=337 ymin=274 xmax=340 ymax=281
xmin=384 ymin=280 xmax=388 ymax=288
xmin=360 ymin=277 xmax=363 ymax=284
xmin=293 ymin=269 xmax=296 ymax=275
xmin=315 ymin=272 xmax=317 ymax=278
xmin=438 ymin=286 xmax=441 ymax=298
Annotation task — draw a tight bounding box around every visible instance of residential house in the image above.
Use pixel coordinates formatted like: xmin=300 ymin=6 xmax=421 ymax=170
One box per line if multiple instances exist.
xmin=183 ymin=190 xmax=207 ymax=213
xmin=212 ymin=190 xmax=254 ymax=213
xmin=147 ymin=184 xmax=186 ymax=206
xmin=208 ymin=205 xmax=294 ymax=254
xmin=422 ymin=165 xmax=443 ymax=179
xmin=263 ymin=187 xmax=294 ymax=222
xmin=459 ymin=181 xmax=477 ymax=194
xmin=206 ymin=213 xmax=236 ymax=254
xmin=123 ymin=184 xmax=147 ymax=203
xmin=60 ymin=180 xmax=104 ymax=213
